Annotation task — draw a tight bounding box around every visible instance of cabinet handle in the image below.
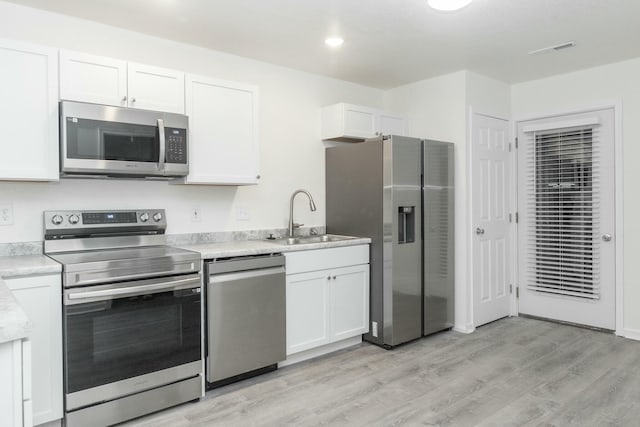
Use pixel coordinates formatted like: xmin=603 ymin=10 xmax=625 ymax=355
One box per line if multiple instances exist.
xmin=121 ymin=95 xmax=127 ymax=102
xmin=332 ymin=276 xmax=336 ymax=280
xmin=327 ymin=276 xmax=331 ymax=280
xmin=131 ymin=97 xmax=136 ymax=103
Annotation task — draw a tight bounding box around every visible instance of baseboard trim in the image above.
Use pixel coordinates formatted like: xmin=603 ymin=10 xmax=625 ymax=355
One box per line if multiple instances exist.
xmin=279 ymin=336 xmax=362 ymax=367
xmin=453 ymin=324 xmax=475 ymax=334
xmin=619 ymin=328 xmax=640 ymax=341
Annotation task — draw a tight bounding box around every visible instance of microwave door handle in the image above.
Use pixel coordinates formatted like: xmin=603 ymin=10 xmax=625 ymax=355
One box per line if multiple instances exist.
xmin=157 ymin=118 xmax=166 ymax=171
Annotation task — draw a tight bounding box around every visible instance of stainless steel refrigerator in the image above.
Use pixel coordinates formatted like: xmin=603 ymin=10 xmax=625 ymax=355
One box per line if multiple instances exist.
xmin=326 ymin=135 xmax=454 ymax=348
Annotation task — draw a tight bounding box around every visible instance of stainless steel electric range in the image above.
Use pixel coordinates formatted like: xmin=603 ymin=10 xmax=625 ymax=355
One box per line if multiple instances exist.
xmin=44 ymin=209 xmax=202 ymax=427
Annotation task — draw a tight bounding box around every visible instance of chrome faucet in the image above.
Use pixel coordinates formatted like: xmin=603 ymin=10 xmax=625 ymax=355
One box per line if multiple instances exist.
xmin=288 ymin=189 xmax=317 ymax=237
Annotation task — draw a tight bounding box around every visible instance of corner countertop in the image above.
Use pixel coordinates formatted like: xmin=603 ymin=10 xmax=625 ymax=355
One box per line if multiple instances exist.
xmin=0 ymin=254 xmax=61 ymax=344
xmin=0 ymin=254 xmax=62 ymax=278
xmin=177 ymin=236 xmax=371 ymax=259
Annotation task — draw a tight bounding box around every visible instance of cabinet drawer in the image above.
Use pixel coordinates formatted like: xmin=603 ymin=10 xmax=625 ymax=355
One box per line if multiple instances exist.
xmin=284 ymin=245 xmax=369 ymax=275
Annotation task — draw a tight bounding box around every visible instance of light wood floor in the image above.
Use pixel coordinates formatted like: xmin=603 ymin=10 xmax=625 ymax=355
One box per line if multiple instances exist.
xmin=125 ymin=317 xmax=640 ymax=426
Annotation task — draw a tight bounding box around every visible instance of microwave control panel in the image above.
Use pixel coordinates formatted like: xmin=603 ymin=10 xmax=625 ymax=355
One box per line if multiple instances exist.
xmin=165 ymin=128 xmax=187 ymax=164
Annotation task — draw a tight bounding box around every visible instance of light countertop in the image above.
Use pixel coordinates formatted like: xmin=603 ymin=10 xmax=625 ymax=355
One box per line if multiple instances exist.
xmin=0 ymin=254 xmax=62 ymax=278
xmin=0 ymin=237 xmax=371 ymax=343
xmin=177 ymin=236 xmax=371 ymax=259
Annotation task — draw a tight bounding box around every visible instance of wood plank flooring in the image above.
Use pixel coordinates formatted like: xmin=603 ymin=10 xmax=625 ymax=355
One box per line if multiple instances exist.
xmin=124 ymin=317 xmax=640 ymax=426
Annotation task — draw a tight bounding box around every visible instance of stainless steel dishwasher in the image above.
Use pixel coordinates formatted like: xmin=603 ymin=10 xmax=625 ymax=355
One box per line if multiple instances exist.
xmin=205 ymin=253 xmax=286 ymax=388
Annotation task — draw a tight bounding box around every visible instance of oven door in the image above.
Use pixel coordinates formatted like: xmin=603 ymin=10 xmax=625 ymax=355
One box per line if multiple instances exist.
xmin=63 ymin=273 xmax=202 ymax=411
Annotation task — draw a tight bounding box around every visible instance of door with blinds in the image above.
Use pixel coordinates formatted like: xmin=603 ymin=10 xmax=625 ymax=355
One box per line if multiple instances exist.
xmin=517 ymin=108 xmax=615 ymax=330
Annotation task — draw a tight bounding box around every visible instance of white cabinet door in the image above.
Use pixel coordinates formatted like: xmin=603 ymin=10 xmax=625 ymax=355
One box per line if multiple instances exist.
xmin=127 ymin=62 xmax=184 ymax=113
xmin=331 ymin=264 xmax=370 ymax=341
xmin=321 ymin=103 xmax=376 ymax=141
xmin=321 ymin=103 xmax=406 ymax=141
xmin=342 ymin=104 xmax=378 ymax=139
xmin=0 ymin=39 xmax=59 ymax=181
xmin=5 ymin=275 xmax=63 ymax=426
xmin=378 ymin=111 xmax=406 ymax=136
xmin=0 ymin=340 xmax=23 ymax=427
xmin=286 ymin=271 xmax=330 ymax=355
xmin=60 ymin=52 xmax=184 ymax=113
xmin=182 ymin=74 xmax=259 ymax=185
xmin=59 ymin=50 xmax=127 ymax=107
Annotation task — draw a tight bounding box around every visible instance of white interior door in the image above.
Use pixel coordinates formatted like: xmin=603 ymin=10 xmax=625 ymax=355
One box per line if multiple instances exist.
xmin=517 ymin=108 xmax=615 ymax=330
xmin=472 ymin=113 xmax=512 ymax=326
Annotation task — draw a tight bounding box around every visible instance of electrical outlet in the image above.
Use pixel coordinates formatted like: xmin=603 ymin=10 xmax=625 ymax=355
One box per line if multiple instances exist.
xmin=236 ymin=208 xmax=250 ymax=221
xmin=372 ymin=321 xmax=378 ymax=337
xmin=191 ymin=207 xmax=201 ymax=223
xmin=0 ymin=203 xmax=13 ymax=226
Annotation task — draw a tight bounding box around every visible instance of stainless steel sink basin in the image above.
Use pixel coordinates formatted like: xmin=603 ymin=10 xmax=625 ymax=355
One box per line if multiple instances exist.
xmin=271 ymin=234 xmax=358 ymax=245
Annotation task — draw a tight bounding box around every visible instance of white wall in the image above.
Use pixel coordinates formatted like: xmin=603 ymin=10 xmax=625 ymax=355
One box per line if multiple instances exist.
xmin=0 ymin=1 xmax=384 ymax=242
xmin=385 ymin=71 xmax=471 ymax=331
xmin=511 ymin=57 xmax=640 ymax=336
xmin=466 ymin=71 xmax=511 ymax=120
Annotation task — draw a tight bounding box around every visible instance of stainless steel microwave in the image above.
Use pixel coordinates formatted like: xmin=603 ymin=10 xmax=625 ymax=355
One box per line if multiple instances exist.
xmin=60 ymin=101 xmax=189 ymax=179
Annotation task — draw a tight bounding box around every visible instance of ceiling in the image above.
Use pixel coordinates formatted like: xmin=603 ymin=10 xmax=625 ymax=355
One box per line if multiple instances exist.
xmin=6 ymin=0 xmax=640 ymax=89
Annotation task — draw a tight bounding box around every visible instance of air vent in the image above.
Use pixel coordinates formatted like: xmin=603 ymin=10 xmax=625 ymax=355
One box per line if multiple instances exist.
xmin=528 ymin=41 xmax=576 ymax=55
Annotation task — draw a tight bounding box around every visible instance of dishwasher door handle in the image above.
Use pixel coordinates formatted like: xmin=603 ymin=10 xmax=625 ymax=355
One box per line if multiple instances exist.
xmin=209 ymin=266 xmax=285 ymax=284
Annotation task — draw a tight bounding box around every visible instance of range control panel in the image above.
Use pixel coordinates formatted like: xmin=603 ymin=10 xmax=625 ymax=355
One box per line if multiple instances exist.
xmin=44 ymin=209 xmax=167 ymax=231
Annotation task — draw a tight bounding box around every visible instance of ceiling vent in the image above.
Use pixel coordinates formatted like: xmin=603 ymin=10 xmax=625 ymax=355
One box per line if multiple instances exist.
xmin=528 ymin=41 xmax=576 ymax=55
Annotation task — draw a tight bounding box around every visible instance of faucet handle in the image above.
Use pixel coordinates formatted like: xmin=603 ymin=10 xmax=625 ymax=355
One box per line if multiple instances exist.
xmin=293 ymin=222 xmax=303 ymax=229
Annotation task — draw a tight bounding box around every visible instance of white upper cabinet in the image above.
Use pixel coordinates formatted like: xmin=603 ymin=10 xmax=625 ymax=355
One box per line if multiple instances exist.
xmin=180 ymin=74 xmax=259 ymax=185
xmin=321 ymin=102 xmax=406 ymax=142
xmin=59 ymin=50 xmax=185 ymax=113
xmin=59 ymin=51 xmax=127 ymax=107
xmin=0 ymin=39 xmax=59 ymax=181
xmin=378 ymin=110 xmax=407 ymax=136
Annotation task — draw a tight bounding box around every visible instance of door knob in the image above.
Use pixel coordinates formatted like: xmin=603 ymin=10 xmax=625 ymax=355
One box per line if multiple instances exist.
xmin=475 ymin=227 xmax=485 ymax=235
xmin=602 ymin=234 xmax=612 ymax=242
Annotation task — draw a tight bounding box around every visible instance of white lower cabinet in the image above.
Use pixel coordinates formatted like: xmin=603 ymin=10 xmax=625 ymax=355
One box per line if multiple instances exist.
xmin=5 ymin=274 xmax=63 ymax=426
xmin=0 ymin=338 xmax=31 ymax=427
xmin=285 ymin=245 xmax=369 ymax=357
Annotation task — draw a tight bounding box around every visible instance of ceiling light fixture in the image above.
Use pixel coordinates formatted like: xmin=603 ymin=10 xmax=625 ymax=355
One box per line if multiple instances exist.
xmin=528 ymin=41 xmax=577 ymax=55
xmin=325 ymin=37 xmax=344 ymax=47
xmin=427 ymin=0 xmax=473 ymax=12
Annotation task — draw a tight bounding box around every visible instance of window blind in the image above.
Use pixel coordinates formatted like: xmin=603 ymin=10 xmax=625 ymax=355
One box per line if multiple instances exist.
xmin=522 ymin=125 xmax=601 ymax=299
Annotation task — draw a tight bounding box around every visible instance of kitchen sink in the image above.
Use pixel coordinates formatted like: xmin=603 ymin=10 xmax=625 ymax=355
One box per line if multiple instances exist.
xmin=271 ymin=234 xmax=358 ymax=245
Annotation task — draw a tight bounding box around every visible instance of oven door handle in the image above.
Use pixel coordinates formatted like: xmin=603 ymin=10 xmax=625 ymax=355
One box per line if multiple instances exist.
xmin=67 ymin=276 xmax=200 ymax=302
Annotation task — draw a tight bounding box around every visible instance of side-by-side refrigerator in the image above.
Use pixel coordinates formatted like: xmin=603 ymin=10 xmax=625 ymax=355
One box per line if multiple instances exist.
xmin=326 ymin=135 xmax=454 ymax=348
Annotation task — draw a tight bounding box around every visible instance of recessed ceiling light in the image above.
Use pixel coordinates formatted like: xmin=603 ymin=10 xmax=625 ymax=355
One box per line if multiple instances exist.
xmin=325 ymin=37 xmax=344 ymax=47
xmin=427 ymin=0 xmax=473 ymax=12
